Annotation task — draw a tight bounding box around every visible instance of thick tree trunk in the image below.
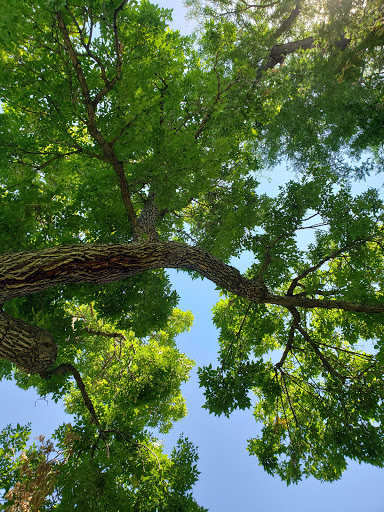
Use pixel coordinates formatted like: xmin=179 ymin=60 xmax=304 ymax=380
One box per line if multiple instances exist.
xmin=0 ymin=312 xmax=57 ymax=374
xmin=0 ymin=241 xmax=383 ymax=373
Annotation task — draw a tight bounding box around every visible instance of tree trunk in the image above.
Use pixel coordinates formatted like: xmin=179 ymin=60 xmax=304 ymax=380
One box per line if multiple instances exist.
xmin=0 ymin=312 xmax=57 ymax=374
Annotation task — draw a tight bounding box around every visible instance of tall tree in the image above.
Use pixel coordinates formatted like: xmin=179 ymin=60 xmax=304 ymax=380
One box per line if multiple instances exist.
xmin=0 ymin=0 xmax=384 ymax=501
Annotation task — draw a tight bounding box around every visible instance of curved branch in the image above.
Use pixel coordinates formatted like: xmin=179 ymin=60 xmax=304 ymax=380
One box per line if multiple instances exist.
xmin=275 ymin=307 xmax=300 ymax=369
xmin=262 ymin=34 xmax=350 ymax=72
xmin=0 ymin=242 xmax=264 ymax=303
xmin=1 ymin=242 xmax=384 ymax=315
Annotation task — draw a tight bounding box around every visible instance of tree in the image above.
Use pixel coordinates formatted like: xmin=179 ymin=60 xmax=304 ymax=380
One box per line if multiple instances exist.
xmin=0 ymin=306 xmax=204 ymax=511
xmin=0 ymin=0 xmax=384 ymax=504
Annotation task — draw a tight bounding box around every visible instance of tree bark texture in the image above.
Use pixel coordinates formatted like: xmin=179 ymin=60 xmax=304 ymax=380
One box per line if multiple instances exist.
xmin=0 ymin=241 xmax=383 ymax=373
xmin=0 ymin=312 xmax=57 ymax=374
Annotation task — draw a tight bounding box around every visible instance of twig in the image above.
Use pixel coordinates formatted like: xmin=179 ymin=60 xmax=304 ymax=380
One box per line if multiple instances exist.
xmin=220 ymin=303 xmax=252 ymax=371
xmin=280 ymin=369 xmax=299 ymax=427
xmin=275 ymin=312 xmax=299 ymax=369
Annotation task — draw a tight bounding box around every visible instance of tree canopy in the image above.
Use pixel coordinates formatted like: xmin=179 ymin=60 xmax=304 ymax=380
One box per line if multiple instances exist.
xmin=0 ymin=0 xmax=384 ymax=508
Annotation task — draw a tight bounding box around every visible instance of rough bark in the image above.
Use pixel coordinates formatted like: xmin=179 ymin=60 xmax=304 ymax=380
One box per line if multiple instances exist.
xmin=0 ymin=242 xmax=266 ymax=303
xmin=1 ymin=241 xmax=383 ymax=373
xmin=263 ymin=35 xmax=350 ymax=70
xmin=0 ymin=312 xmax=57 ymax=374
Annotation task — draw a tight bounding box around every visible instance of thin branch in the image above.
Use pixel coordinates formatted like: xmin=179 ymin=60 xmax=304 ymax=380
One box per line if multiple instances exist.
xmin=221 ymin=303 xmax=252 ymax=370
xmin=31 ymin=151 xmax=81 ymax=171
xmin=211 ymin=0 xmax=279 ymax=17
xmin=195 ymin=76 xmax=240 ymax=139
xmin=315 ymin=341 xmax=373 ymax=361
xmin=295 ymin=324 xmax=346 ymax=382
xmin=256 ymin=230 xmax=292 ymax=282
xmin=280 ymin=369 xmax=299 ymax=427
xmin=89 ymin=0 xmax=129 ymax=108
xmin=274 ymin=312 xmax=299 ymax=370
xmin=275 ymin=368 xmax=294 ymax=443
xmin=42 ymin=363 xmax=111 ymax=457
xmin=85 ymin=327 xmax=136 ymax=353
xmin=104 ymin=429 xmax=165 ymax=489
xmin=55 ymin=10 xmax=139 ymax=232
xmin=256 ymin=213 xmax=325 ymax=282
xmin=284 ymin=369 xmax=327 ymax=404
xmin=41 ymin=364 xmax=100 ymax=426
xmin=286 ymin=239 xmax=367 ymax=296
xmin=66 ymin=6 xmax=109 ymax=86
xmin=109 ymin=118 xmax=136 ymax=146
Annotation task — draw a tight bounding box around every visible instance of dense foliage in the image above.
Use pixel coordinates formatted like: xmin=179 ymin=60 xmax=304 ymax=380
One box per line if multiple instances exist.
xmin=0 ymin=0 xmax=384 ymax=508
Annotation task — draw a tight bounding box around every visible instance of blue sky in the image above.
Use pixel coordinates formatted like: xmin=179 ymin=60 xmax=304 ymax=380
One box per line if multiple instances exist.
xmin=1 ymin=2 xmax=384 ymax=511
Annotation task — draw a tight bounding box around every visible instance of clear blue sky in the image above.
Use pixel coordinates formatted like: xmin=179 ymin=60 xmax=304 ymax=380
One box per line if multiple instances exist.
xmin=1 ymin=2 xmax=384 ymax=511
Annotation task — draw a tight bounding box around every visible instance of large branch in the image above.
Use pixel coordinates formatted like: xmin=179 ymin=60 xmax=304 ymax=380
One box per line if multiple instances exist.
xmin=0 ymin=242 xmax=265 ymax=304
xmin=272 ymin=1 xmax=302 ymax=41
xmin=55 ymin=11 xmax=139 ymax=233
xmin=1 ymin=242 xmax=384 ymax=315
xmin=263 ymin=35 xmax=350 ymax=71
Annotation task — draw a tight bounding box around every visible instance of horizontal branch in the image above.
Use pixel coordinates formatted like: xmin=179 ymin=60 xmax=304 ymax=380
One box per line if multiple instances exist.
xmin=0 ymin=242 xmax=265 ymax=304
xmin=268 ymin=291 xmax=384 ymax=313
xmin=1 ymin=242 xmax=384 ymax=316
xmin=263 ymin=34 xmax=350 ymax=71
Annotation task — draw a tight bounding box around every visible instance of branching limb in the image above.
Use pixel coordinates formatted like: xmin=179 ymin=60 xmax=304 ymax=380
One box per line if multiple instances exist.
xmin=295 ymin=323 xmax=346 ymax=382
xmin=55 ymin=10 xmax=139 ymax=233
xmin=286 ymin=239 xmax=367 ymax=296
xmin=275 ymin=307 xmax=300 ymax=369
xmin=280 ymin=369 xmax=299 ymax=427
xmin=65 ymin=6 xmax=110 ymax=87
